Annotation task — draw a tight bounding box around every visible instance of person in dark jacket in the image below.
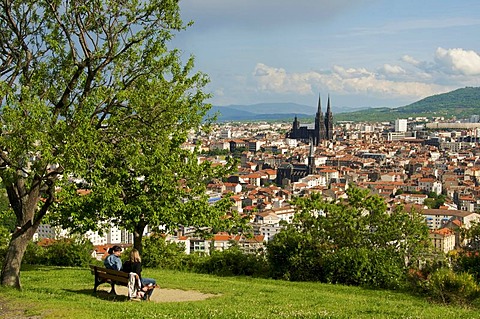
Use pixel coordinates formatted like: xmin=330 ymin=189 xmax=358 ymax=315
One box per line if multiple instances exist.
xmin=122 ymin=248 xmax=157 ymax=300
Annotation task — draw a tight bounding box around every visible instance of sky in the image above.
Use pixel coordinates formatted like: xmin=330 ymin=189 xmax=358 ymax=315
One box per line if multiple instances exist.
xmin=171 ymin=0 xmax=480 ymax=112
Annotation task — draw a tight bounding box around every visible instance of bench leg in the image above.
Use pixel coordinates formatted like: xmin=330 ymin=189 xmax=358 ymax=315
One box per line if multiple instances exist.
xmin=109 ymin=282 xmax=117 ymax=295
xmin=93 ymin=272 xmax=101 ymax=294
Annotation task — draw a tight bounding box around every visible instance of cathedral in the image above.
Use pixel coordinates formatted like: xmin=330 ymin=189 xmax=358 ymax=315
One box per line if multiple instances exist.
xmin=287 ymin=95 xmax=334 ymax=145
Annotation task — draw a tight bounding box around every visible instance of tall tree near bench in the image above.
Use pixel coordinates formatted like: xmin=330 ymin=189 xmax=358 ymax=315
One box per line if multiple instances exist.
xmin=0 ymin=0 xmax=229 ymax=288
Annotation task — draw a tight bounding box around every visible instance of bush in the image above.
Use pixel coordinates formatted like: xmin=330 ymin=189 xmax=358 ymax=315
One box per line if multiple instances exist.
xmin=23 ymin=237 xmax=95 ymax=267
xmin=142 ymin=234 xmax=191 ymax=270
xmin=323 ymin=248 xmax=406 ymax=289
xmin=266 ymin=227 xmax=316 ymax=281
xmin=196 ymin=246 xmax=269 ymax=277
xmin=23 ymin=241 xmax=47 ymax=265
xmin=142 ymin=235 xmax=269 ymax=277
xmin=268 ymin=229 xmax=407 ymax=289
xmin=0 ymin=226 xmax=12 ymax=265
xmin=425 ymin=268 xmax=480 ymax=306
xmin=455 ymin=252 xmax=480 ymax=283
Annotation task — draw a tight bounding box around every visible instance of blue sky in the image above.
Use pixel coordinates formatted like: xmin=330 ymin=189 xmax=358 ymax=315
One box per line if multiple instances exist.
xmin=172 ymin=0 xmax=480 ymax=112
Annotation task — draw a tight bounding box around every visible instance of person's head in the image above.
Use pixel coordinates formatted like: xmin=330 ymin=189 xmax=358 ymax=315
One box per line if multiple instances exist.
xmin=129 ymin=248 xmax=141 ymax=263
xmin=111 ymin=245 xmax=122 ymax=256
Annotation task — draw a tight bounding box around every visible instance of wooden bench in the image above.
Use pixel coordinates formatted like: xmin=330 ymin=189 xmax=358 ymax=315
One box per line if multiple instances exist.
xmin=90 ymin=265 xmax=129 ymax=295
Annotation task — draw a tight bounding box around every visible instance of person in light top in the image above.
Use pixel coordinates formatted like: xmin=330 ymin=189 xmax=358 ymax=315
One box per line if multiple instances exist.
xmin=104 ymin=245 xmax=122 ymax=271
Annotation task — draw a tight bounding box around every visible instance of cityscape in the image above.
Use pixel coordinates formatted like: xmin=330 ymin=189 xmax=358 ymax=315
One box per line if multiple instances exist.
xmin=36 ymin=95 xmax=480 ymax=259
xmin=2 ymin=1 xmax=480 ymax=315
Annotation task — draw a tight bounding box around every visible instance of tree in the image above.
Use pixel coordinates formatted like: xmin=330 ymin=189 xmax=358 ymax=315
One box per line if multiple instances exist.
xmin=267 ymin=187 xmax=430 ymax=287
xmin=0 ymin=0 xmax=221 ymax=288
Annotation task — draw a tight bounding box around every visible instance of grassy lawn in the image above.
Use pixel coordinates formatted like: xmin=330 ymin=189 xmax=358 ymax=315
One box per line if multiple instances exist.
xmin=0 ymin=265 xmax=480 ymax=318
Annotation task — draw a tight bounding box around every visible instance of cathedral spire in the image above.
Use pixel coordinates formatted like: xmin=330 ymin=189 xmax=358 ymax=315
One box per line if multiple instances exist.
xmin=325 ymin=94 xmax=334 ymax=140
xmin=315 ymin=93 xmax=326 ymax=144
xmin=317 ymin=94 xmax=322 ymax=114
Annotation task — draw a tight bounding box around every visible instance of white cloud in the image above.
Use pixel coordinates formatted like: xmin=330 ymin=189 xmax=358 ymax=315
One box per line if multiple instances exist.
xmin=253 ymin=63 xmax=316 ymax=95
xmin=380 ymin=64 xmax=406 ymax=75
xmin=242 ymin=47 xmax=480 ymax=106
xmin=401 ymin=55 xmax=421 ymax=67
xmin=253 ymin=63 xmax=448 ymax=101
xmin=434 ymin=47 xmax=480 ymax=75
xmin=332 ymin=65 xmax=372 ymax=79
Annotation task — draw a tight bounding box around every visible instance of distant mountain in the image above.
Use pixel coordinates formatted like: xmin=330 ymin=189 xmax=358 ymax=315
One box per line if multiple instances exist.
xmin=208 ymin=87 xmax=480 ymax=123
xmin=208 ymin=102 xmax=315 ymax=122
xmin=334 ymin=87 xmax=480 ymax=122
xmin=224 ymin=102 xmax=316 ymax=115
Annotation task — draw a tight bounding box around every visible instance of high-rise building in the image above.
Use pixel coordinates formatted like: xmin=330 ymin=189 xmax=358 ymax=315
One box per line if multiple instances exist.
xmin=395 ymin=119 xmax=408 ymax=132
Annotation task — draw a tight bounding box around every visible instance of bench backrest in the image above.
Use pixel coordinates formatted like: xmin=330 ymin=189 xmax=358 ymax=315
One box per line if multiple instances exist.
xmin=90 ymin=265 xmax=129 ymax=283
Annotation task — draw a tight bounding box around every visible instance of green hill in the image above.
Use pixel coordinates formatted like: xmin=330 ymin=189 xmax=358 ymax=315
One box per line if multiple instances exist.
xmin=335 ymin=86 xmax=480 ymax=122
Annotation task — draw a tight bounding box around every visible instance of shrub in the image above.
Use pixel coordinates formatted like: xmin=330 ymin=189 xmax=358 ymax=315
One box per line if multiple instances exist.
xmin=425 ymin=268 xmax=480 ymax=306
xmin=196 ymin=246 xmax=269 ymax=277
xmin=142 ymin=234 xmax=191 ymax=270
xmin=455 ymin=252 xmax=480 ymax=283
xmin=23 ymin=241 xmax=47 ymax=265
xmin=322 ymin=248 xmax=406 ymax=289
xmin=266 ymin=227 xmax=314 ymax=280
xmin=23 ymin=237 xmax=94 ymax=267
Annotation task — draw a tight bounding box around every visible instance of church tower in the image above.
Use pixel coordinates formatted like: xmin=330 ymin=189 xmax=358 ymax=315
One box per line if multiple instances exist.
xmin=286 ymin=94 xmax=334 ymax=144
xmin=315 ymin=95 xmax=326 ymax=145
xmin=291 ymin=115 xmax=299 ymax=139
xmin=325 ymin=95 xmax=334 ymax=140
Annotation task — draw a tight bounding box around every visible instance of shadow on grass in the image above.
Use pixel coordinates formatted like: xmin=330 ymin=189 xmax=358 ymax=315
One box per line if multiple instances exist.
xmin=21 ymin=265 xmax=89 ymax=272
xmin=64 ymin=288 xmax=130 ymax=302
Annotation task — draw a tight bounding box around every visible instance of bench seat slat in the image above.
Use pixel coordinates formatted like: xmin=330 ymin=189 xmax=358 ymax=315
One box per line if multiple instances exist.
xmin=98 ymin=273 xmax=129 ymax=283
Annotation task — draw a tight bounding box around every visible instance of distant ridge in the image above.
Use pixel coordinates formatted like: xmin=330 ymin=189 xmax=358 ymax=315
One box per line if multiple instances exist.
xmin=208 ymin=87 xmax=480 ymax=123
xmin=334 ymin=86 xmax=480 ymax=122
xmin=208 ymin=102 xmax=315 ymax=122
xmin=223 ymin=102 xmax=316 ymax=115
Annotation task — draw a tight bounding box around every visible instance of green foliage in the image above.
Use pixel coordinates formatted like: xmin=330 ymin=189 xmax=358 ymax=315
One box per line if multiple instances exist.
xmin=196 ymin=246 xmax=269 ymax=277
xmin=462 ymin=221 xmax=480 ymax=250
xmin=454 ymin=251 xmax=480 ymax=283
xmin=267 ymin=187 xmax=430 ymax=289
xmin=22 ymin=241 xmax=46 ymax=266
xmin=266 ymin=224 xmax=324 ymax=281
xmin=424 ymin=268 xmax=480 ymax=306
xmin=0 ymin=0 xmax=230 ymax=286
xmin=323 ymin=248 xmax=406 ymax=289
xmin=0 ymin=189 xmax=15 ymax=263
xmin=142 ymin=234 xmax=194 ymax=270
xmin=424 ymin=193 xmax=446 ymax=209
xmin=22 ymin=238 xmax=95 ymax=267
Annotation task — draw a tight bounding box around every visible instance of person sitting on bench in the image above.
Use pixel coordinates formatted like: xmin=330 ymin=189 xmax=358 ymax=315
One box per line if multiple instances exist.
xmin=104 ymin=245 xmax=123 ymax=271
xmin=122 ymin=248 xmax=157 ymax=300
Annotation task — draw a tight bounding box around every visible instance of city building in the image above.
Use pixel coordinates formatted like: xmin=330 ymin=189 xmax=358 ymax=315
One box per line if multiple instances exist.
xmin=395 ymin=119 xmax=408 ymax=132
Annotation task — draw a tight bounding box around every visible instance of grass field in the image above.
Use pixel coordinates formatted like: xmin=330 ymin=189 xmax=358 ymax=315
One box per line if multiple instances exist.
xmin=1 ymin=266 xmax=480 ymax=319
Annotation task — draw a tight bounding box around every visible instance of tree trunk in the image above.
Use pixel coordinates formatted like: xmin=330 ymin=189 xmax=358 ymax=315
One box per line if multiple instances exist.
xmin=133 ymin=221 xmax=146 ymax=255
xmin=1 ymin=175 xmax=53 ymax=289
xmin=1 ymin=223 xmax=38 ymax=289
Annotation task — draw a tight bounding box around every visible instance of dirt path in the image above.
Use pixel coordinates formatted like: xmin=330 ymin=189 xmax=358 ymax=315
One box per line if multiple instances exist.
xmin=99 ymin=286 xmax=218 ymax=302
